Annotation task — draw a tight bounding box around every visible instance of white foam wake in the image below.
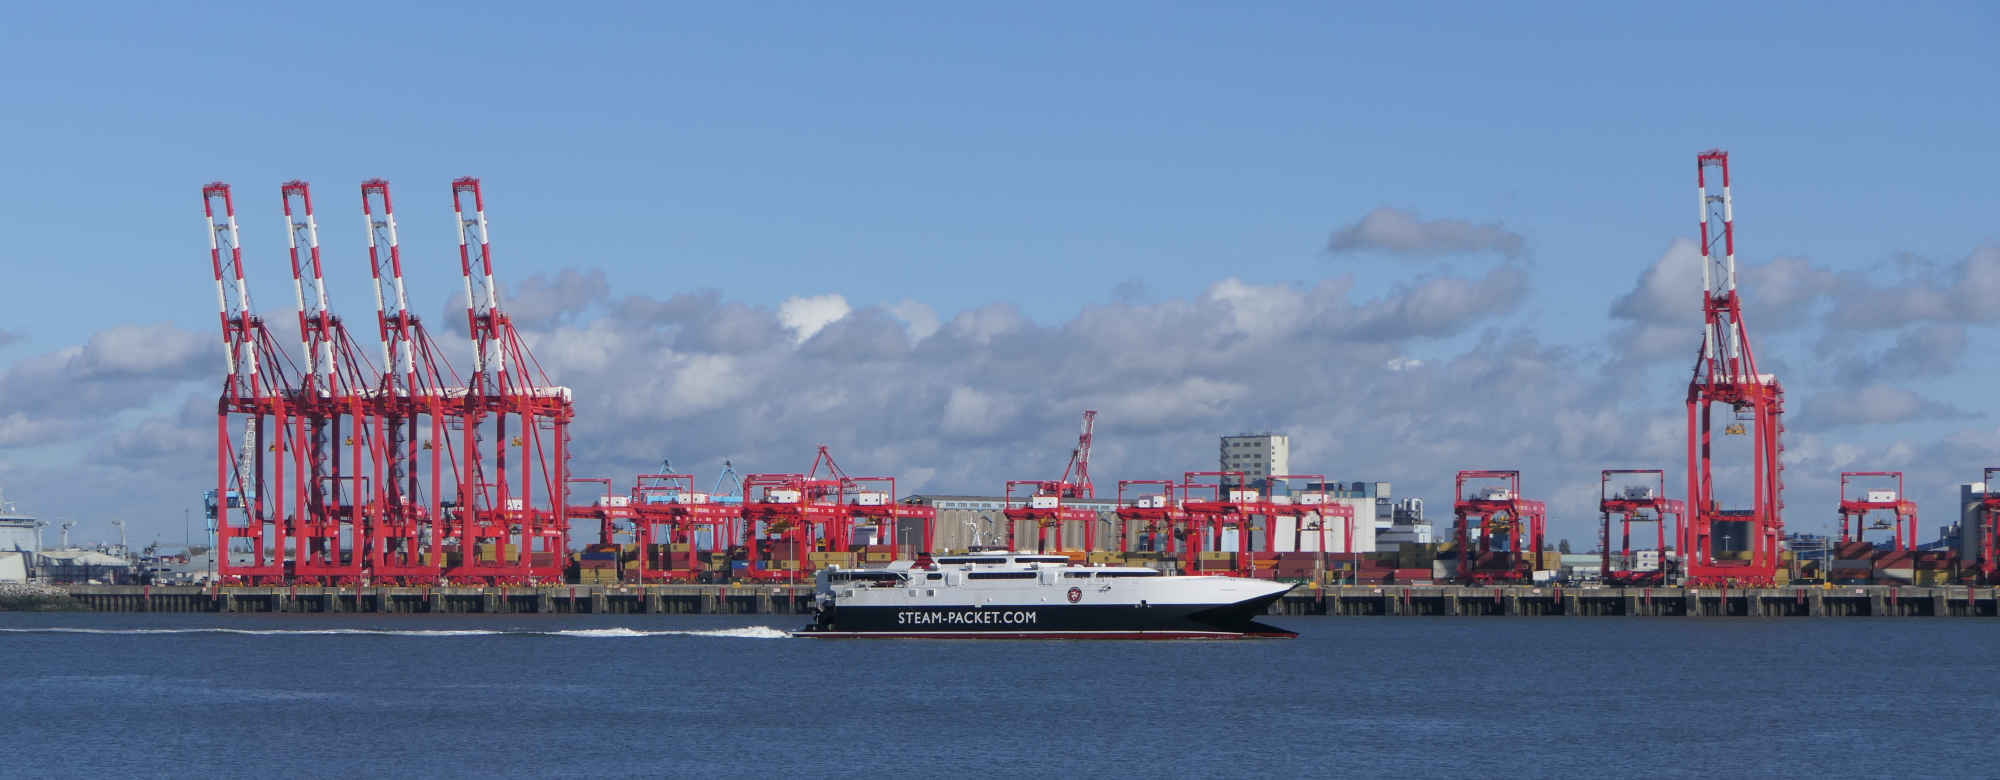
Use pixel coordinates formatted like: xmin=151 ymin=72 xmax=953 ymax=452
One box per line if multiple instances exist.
xmin=0 ymin=626 xmax=790 ymax=639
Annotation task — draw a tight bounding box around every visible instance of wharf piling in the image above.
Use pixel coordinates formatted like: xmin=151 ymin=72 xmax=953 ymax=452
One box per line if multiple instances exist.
xmin=37 ymin=584 xmax=2000 ymax=616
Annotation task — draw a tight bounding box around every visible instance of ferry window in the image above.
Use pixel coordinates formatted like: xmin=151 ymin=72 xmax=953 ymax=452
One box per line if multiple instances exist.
xmin=1063 ymin=572 xmax=1094 ymax=579
xmin=967 ymin=572 xmax=1036 ymax=580
xmin=1025 ymin=557 xmax=1069 ymax=564
xmin=1100 ymin=570 xmax=1162 ymax=578
xmin=831 ymin=572 xmax=904 ymax=584
xmin=936 ymin=557 xmax=986 ymax=565
xmin=926 ymin=573 xmax=943 ymax=580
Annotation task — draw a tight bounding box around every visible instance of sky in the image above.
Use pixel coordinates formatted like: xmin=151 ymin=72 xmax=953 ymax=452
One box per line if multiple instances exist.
xmin=1 ymin=2 xmax=1996 ymax=550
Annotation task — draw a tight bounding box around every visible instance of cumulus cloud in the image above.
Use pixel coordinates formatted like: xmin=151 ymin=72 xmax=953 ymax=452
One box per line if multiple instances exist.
xmin=0 ymin=322 xmax=210 ymax=431
xmin=1610 ymin=239 xmax=1836 ymax=329
xmin=1827 ymin=246 xmax=2000 ymax=329
xmin=777 ymin=294 xmax=851 ymax=343
xmin=1833 ymin=324 xmax=1966 ymax=382
xmin=1802 ymin=385 xmax=1969 ymax=429
xmin=1352 ymin=266 xmax=1528 ymax=340
xmin=505 ymin=269 xmax=608 ymax=330
xmin=1327 ymin=207 xmax=1526 ymax=259
xmin=886 ymin=300 xmax=941 ymax=343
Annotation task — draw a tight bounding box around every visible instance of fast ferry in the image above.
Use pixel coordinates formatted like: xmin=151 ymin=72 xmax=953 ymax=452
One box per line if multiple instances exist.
xmin=792 ymin=550 xmax=1297 ymax=639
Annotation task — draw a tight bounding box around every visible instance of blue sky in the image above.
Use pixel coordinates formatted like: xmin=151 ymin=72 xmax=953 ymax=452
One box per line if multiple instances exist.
xmin=1 ymin=2 xmax=1996 ymax=546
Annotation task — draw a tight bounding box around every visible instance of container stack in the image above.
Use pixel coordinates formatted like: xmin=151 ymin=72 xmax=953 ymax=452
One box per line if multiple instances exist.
xmin=577 ymin=544 xmax=620 ymax=585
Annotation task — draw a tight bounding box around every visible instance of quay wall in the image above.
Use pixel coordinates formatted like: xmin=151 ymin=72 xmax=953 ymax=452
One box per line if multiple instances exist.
xmin=33 ymin=584 xmax=2000 ymax=617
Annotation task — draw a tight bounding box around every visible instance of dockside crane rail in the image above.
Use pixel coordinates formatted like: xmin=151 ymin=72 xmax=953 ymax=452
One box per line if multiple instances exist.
xmin=1684 ymin=150 xmax=1787 ymax=587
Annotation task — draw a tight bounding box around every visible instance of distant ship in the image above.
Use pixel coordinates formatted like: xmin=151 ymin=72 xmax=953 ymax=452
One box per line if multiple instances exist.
xmin=793 ymin=550 xmax=1297 ymax=639
xmin=0 ymin=487 xmax=40 ymax=556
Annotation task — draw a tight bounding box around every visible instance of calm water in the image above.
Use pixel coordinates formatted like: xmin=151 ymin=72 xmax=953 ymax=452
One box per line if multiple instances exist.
xmin=2 ymin=612 xmax=1991 ymax=777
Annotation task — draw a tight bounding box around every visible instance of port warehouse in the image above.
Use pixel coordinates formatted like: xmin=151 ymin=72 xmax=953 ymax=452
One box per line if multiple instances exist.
xmin=39 ymin=153 xmax=1985 ymax=605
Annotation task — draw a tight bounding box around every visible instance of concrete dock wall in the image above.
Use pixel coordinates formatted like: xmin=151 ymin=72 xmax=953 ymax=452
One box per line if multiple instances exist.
xmin=38 ymin=584 xmax=2000 ymax=617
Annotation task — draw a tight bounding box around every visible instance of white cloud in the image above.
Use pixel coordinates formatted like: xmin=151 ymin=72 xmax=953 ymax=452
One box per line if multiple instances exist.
xmin=886 ymin=300 xmax=941 ymax=343
xmin=776 ymin=294 xmax=851 ymax=343
xmin=1328 ymin=207 xmax=1526 ymax=259
xmin=1802 ymin=384 xmax=1968 ymax=429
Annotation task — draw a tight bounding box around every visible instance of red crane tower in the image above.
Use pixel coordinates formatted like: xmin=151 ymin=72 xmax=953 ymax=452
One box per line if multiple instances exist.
xmin=1451 ymin=470 xmax=1547 ymax=584
xmin=1001 ymin=410 xmax=1099 ymax=553
xmin=627 ymin=474 xmax=737 ymax=582
xmin=1836 ymin=472 xmax=1916 ymax=551
xmin=1264 ymin=475 xmax=1353 ymax=559
xmin=360 ymin=179 xmax=459 ymax=584
xmin=1684 ymin=150 xmax=1787 ymax=587
xmin=205 ymin=182 xmax=302 ymax=585
xmin=738 ymin=470 xmax=832 ymax=581
xmin=1115 ymin=480 xmax=1181 ymax=555
xmin=280 ymin=181 xmax=379 ymax=585
xmin=1599 ymin=469 xmax=1684 ymax=586
xmin=1178 ymin=470 xmax=1257 ymax=575
xmin=446 ymin=178 xmax=574 ymax=584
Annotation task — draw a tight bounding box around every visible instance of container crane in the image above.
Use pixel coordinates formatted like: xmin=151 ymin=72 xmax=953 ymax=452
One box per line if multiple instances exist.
xmin=446 ymin=178 xmax=574 ymax=584
xmin=1684 ymin=150 xmax=1786 ymax=587
xmin=1598 ymin=469 xmax=1684 ymax=586
xmin=1001 ymin=410 xmax=1099 ymax=552
xmin=360 ymin=179 xmax=458 ymax=584
xmin=281 ymin=181 xmax=378 ymax=585
xmin=1450 ymin=470 xmax=1547 ymax=584
xmin=205 ymin=182 xmax=302 ymax=585
xmin=1836 ymin=472 xmax=1916 ymax=551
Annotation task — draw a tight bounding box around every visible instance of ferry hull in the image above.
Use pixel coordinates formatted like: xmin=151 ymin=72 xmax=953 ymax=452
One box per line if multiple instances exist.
xmin=794 ymin=588 xmax=1295 ymax=639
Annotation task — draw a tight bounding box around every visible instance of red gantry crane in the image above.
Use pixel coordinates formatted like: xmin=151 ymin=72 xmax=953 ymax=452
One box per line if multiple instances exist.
xmin=1684 ymin=150 xmax=1787 ymax=587
xmin=206 ymin=182 xmax=302 ymax=585
xmin=1836 ymin=472 xmax=1916 ymax=552
xmin=1178 ymin=470 xmax=1257 ymax=575
xmin=1598 ymin=469 xmax=1684 ymax=586
xmin=628 ymin=473 xmax=737 ymax=582
xmin=1115 ymin=480 xmax=1181 ymax=555
xmin=1264 ymin=475 xmax=1352 ymax=559
xmin=360 ymin=179 xmax=460 ymax=585
xmin=1003 ymin=410 xmax=1100 ymax=553
xmin=1451 ymin=470 xmax=1547 ymax=584
xmin=280 ymin=181 xmax=381 ymax=585
xmin=445 ymin=178 xmax=575 ymax=584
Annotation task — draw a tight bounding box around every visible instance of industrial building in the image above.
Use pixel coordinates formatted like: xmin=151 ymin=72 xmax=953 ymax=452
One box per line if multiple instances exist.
xmin=909 ymin=494 xmax=1123 ymax=553
xmin=1220 ymin=433 xmax=1288 ymax=484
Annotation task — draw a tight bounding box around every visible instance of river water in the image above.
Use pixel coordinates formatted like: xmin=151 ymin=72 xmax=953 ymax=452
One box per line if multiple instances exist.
xmin=2 ymin=612 xmax=1989 ymax=777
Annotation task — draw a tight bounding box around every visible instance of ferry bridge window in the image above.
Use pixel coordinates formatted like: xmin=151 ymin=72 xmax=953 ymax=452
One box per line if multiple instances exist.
xmin=1063 ymin=572 xmax=1094 ymax=579
xmin=966 ymin=572 xmax=1036 ymax=580
xmin=1098 ymin=570 xmax=1162 ymax=578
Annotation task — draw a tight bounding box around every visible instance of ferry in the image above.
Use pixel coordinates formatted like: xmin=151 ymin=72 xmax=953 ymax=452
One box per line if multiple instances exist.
xmin=792 ymin=550 xmax=1297 ymax=639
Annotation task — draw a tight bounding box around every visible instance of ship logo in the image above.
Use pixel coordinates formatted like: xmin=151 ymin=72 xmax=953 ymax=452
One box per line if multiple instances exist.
xmin=1067 ymin=586 xmax=1082 ymax=603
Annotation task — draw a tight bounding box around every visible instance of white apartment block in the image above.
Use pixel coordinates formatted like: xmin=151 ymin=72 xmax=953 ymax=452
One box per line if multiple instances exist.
xmin=1219 ymin=433 xmax=1289 ymax=484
